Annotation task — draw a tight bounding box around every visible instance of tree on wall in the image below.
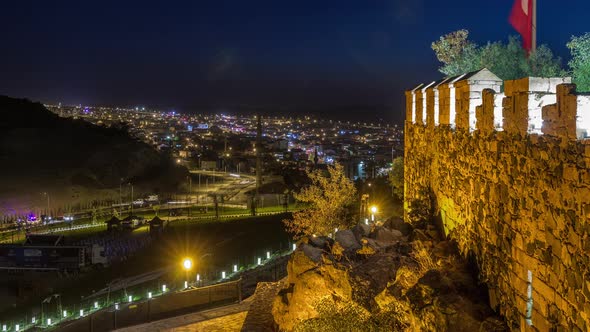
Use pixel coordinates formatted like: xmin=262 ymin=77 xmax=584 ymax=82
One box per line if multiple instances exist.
xmin=567 ymin=33 xmax=590 ymax=92
xmin=388 ymin=157 xmax=404 ymax=200
xmin=432 ymin=30 xmax=565 ymax=80
xmin=283 ymin=163 xmax=357 ymax=238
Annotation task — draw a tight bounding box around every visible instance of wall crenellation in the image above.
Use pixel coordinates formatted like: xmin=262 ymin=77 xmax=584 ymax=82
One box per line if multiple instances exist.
xmin=404 ymin=69 xmax=590 ymax=331
xmin=406 ymin=68 xmax=590 ymax=139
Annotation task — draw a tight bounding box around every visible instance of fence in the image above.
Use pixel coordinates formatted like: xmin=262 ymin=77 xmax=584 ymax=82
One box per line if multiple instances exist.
xmin=56 ymin=280 xmax=241 ymax=332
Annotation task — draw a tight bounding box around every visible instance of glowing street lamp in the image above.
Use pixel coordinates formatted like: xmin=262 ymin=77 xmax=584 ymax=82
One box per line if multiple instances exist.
xmin=370 ymin=206 xmax=377 ymax=222
xmin=182 ymin=258 xmax=193 ymax=271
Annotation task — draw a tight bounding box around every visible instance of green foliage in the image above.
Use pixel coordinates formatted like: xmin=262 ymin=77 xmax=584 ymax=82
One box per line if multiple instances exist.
xmin=388 ymin=157 xmax=404 ymax=200
xmin=567 ymin=33 xmax=590 ymax=92
xmin=283 ymin=163 xmax=357 ymax=238
xmin=432 ymin=30 xmax=565 ymax=80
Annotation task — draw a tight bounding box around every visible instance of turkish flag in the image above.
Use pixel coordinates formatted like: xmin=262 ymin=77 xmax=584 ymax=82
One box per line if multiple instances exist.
xmin=509 ymin=0 xmax=533 ymax=53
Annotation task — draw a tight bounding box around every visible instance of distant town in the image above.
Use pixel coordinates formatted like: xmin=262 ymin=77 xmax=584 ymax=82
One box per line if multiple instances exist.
xmin=46 ymin=104 xmax=403 ymax=180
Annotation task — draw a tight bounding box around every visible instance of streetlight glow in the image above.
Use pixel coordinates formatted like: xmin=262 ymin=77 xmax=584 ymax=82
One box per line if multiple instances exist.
xmin=182 ymin=258 xmax=193 ymax=270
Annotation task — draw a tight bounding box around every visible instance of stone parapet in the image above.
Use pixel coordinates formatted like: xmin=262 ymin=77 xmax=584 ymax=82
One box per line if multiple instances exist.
xmin=405 ymin=71 xmax=590 ymax=140
xmin=404 ymin=70 xmax=590 ymax=331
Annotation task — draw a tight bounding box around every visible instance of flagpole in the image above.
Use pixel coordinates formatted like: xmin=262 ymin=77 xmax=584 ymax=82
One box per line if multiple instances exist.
xmin=532 ymin=0 xmax=537 ymax=52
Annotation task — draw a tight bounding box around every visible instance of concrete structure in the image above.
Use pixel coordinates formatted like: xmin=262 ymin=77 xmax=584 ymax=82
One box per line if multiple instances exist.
xmin=404 ymin=70 xmax=590 ymax=331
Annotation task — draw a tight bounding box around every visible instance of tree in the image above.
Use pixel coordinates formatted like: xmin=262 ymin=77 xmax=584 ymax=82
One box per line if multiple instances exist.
xmin=432 ymin=30 xmax=565 ymax=80
xmin=284 ymin=163 xmax=357 ymax=238
xmin=388 ymin=157 xmax=404 ymax=200
xmin=567 ymin=33 xmax=590 ymax=92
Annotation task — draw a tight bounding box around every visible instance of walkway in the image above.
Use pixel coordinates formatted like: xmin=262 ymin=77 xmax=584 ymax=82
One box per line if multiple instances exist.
xmin=114 ymin=298 xmax=251 ymax=332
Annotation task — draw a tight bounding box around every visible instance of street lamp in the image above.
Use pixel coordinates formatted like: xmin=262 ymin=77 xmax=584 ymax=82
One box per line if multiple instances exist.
xmin=182 ymin=257 xmax=193 ymax=286
xmin=370 ymin=206 xmax=377 ymax=222
xmin=182 ymin=258 xmax=193 ymax=270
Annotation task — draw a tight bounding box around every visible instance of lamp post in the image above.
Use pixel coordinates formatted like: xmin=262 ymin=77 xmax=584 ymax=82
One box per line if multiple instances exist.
xmin=370 ymin=206 xmax=377 ymax=222
xmin=43 ymin=192 xmax=50 ymax=217
xmin=182 ymin=257 xmax=193 ymax=287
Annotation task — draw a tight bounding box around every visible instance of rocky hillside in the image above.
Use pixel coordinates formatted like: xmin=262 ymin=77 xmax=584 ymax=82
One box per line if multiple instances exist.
xmin=250 ymin=219 xmax=508 ymax=331
xmin=0 ymin=96 xmax=187 ymax=215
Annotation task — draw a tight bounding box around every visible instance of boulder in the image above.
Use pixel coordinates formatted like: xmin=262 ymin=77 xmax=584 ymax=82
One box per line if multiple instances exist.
xmin=372 ymin=227 xmax=403 ymax=244
xmin=273 ymin=249 xmax=353 ymax=331
xmin=335 ymin=229 xmax=361 ymax=251
xmin=383 ymin=217 xmax=413 ymax=236
xmin=308 ymin=235 xmax=333 ymax=250
xmin=301 ymin=244 xmax=324 ymax=263
xmin=352 ymin=223 xmax=371 ymax=242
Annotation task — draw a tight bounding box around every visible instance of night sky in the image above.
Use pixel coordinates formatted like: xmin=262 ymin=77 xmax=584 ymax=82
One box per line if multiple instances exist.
xmin=2 ymin=1 xmax=589 ymax=124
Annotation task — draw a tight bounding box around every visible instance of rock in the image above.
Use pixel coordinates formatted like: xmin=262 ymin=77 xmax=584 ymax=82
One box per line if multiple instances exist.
xmin=383 ymin=217 xmax=414 ymax=236
xmin=372 ymin=227 xmax=403 ymax=244
xmin=272 ymin=249 xmax=353 ymax=331
xmin=412 ymin=228 xmax=432 ymax=242
xmin=241 ymin=281 xmax=284 ymax=331
xmin=335 ymin=229 xmax=361 ymax=251
xmin=301 ymin=244 xmax=324 ymax=263
xmin=308 ymin=235 xmax=332 ymax=250
xmin=352 ymin=223 xmax=371 ymax=241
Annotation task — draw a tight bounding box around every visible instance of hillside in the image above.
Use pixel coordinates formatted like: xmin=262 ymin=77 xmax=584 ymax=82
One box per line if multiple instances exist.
xmin=0 ymin=96 xmax=187 ymax=217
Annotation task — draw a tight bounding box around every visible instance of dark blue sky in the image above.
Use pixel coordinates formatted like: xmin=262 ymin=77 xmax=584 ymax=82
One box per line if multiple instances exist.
xmin=1 ymin=1 xmax=588 ymax=123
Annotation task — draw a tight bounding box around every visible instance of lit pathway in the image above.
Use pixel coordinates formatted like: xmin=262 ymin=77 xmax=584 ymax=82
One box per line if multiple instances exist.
xmin=114 ymin=298 xmax=251 ymax=332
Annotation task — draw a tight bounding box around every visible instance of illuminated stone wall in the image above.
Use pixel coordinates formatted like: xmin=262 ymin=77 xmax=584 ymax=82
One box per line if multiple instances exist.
xmin=404 ymin=71 xmax=590 ymax=331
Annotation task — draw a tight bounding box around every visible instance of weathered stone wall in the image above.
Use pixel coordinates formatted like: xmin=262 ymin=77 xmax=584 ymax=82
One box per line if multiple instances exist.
xmin=404 ymin=75 xmax=590 ymax=331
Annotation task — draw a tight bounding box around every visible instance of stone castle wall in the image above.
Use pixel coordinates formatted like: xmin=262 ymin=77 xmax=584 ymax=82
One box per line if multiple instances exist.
xmin=404 ymin=72 xmax=590 ymax=331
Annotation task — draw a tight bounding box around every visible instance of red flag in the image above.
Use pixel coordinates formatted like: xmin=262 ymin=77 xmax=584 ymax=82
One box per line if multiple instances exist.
xmin=509 ymin=0 xmax=533 ymax=53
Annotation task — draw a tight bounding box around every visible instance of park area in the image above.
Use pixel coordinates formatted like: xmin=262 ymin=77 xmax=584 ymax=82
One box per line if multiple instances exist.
xmin=0 ymin=212 xmax=294 ymax=330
